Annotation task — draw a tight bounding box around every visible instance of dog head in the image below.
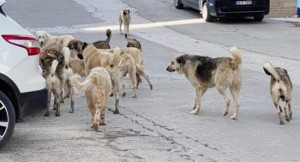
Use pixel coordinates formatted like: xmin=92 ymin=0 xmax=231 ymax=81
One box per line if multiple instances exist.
xmin=36 ymin=31 xmax=49 ymax=47
xmin=123 ymin=9 xmax=130 ymax=16
xmin=166 ymin=54 xmax=187 ymax=74
xmin=67 ymin=40 xmax=88 ymax=60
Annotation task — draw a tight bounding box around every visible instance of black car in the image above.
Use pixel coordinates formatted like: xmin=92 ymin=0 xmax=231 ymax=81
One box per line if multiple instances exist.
xmin=174 ymin=0 xmax=270 ymax=22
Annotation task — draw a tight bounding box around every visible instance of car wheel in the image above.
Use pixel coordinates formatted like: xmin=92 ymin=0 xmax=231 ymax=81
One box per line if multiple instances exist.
xmin=0 ymin=91 xmax=15 ymax=148
xmin=254 ymin=15 xmax=264 ymax=21
xmin=174 ymin=0 xmax=183 ymax=9
xmin=202 ymin=2 xmax=213 ymax=22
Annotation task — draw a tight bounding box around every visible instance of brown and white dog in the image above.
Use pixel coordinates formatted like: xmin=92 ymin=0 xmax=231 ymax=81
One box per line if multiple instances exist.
xmin=70 ymin=67 xmax=112 ymax=131
xmin=166 ymin=47 xmax=242 ymax=120
xmin=263 ymin=62 xmax=293 ymax=125
xmin=118 ymin=9 xmax=131 ymax=35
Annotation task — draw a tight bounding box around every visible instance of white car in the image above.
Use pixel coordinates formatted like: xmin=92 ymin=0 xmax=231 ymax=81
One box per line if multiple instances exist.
xmin=0 ymin=0 xmax=47 ymax=148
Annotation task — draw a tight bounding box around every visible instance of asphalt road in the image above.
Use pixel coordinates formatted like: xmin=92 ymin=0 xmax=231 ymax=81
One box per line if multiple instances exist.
xmin=1 ymin=0 xmax=300 ymax=162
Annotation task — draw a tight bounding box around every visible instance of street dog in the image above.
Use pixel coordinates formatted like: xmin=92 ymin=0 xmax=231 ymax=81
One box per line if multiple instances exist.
xmin=118 ymin=47 xmax=153 ymax=90
xmin=125 ymin=33 xmax=142 ymax=51
xmin=40 ymin=46 xmax=74 ymax=114
xmin=70 ymin=67 xmax=112 ymax=131
xmin=118 ymin=53 xmax=137 ymax=98
xmin=36 ymin=31 xmax=75 ymax=51
xmin=67 ymin=39 xmax=121 ymax=114
xmin=263 ymin=62 xmax=293 ymax=125
xmin=92 ymin=29 xmax=112 ymax=49
xmin=119 ymin=9 xmax=131 ymax=35
xmin=166 ymin=47 xmax=242 ymax=120
xmin=43 ymin=60 xmax=61 ymax=116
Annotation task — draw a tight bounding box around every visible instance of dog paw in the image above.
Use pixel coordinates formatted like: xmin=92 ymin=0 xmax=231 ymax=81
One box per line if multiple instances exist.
xmin=150 ymin=85 xmax=153 ymax=90
xmin=99 ymin=122 xmax=106 ymax=125
xmin=279 ymin=121 xmax=285 ymax=125
xmin=285 ymin=116 xmax=290 ymax=122
xmin=44 ymin=113 xmax=49 ymax=117
xmin=55 ymin=113 xmax=60 ymax=117
xmin=114 ymin=110 xmax=120 ymax=114
xmin=132 ymin=95 xmax=137 ymax=98
xmin=122 ymin=93 xmax=126 ymax=97
xmin=92 ymin=124 xmax=99 ymax=131
xmin=230 ymin=115 xmax=237 ymax=120
xmin=190 ymin=110 xmax=198 ymax=115
xmin=223 ymin=112 xmax=228 ymax=116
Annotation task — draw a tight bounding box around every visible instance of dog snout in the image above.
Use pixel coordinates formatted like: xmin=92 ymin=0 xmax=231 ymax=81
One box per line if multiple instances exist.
xmin=166 ymin=66 xmax=175 ymax=72
xmin=68 ymin=44 xmax=74 ymax=50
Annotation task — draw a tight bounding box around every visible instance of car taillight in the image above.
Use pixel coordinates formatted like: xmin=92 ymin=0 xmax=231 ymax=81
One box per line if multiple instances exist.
xmin=2 ymin=35 xmax=40 ymax=56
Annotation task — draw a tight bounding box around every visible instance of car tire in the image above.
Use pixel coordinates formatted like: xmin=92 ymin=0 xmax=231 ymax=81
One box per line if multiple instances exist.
xmin=0 ymin=91 xmax=15 ymax=148
xmin=174 ymin=0 xmax=183 ymax=9
xmin=202 ymin=2 xmax=213 ymax=22
xmin=254 ymin=15 xmax=264 ymax=21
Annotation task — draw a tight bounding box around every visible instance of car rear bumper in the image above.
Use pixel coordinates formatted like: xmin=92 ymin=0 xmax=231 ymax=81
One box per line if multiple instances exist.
xmin=19 ymin=88 xmax=47 ymax=118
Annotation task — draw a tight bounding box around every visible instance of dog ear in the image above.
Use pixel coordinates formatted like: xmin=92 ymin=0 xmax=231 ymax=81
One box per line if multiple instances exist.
xmin=177 ymin=55 xmax=187 ymax=65
xmin=77 ymin=53 xmax=84 ymax=60
xmin=82 ymin=42 xmax=88 ymax=50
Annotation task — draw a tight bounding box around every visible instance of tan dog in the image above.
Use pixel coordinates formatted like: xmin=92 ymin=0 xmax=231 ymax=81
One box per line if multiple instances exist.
xmin=119 ymin=47 xmax=153 ymax=90
xmin=70 ymin=67 xmax=112 ymax=131
xmin=263 ymin=62 xmax=293 ymax=125
xmin=166 ymin=47 xmax=242 ymax=120
xmin=70 ymin=58 xmax=85 ymax=77
xmin=119 ymin=9 xmax=131 ymax=35
xmin=118 ymin=53 xmax=137 ymax=98
xmin=36 ymin=31 xmax=75 ymax=51
xmin=92 ymin=29 xmax=112 ymax=49
xmin=68 ymin=40 xmax=121 ymax=114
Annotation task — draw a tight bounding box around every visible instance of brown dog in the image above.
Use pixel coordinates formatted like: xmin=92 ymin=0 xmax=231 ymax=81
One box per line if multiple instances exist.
xmin=92 ymin=29 xmax=112 ymax=49
xmin=125 ymin=34 xmax=142 ymax=51
xmin=166 ymin=47 xmax=242 ymax=120
xmin=263 ymin=62 xmax=293 ymax=125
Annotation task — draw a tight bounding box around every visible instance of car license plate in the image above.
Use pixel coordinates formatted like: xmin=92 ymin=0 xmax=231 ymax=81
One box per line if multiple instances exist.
xmin=236 ymin=1 xmax=252 ymax=5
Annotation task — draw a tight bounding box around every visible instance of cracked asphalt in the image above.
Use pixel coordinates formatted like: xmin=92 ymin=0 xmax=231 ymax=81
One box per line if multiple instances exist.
xmin=1 ymin=0 xmax=300 ymax=162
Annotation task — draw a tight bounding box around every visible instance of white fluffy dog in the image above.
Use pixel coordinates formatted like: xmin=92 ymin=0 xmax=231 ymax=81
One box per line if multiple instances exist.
xmin=36 ymin=31 xmax=75 ymax=51
xmin=70 ymin=67 xmax=112 ymax=131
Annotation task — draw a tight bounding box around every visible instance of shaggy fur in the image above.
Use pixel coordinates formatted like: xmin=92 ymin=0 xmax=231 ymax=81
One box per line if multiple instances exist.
xmin=70 ymin=67 xmax=112 ymax=131
xmin=119 ymin=9 xmax=131 ymax=35
xmin=263 ymin=62 xmax=293 ymax=125
xmin=92 ymin=29 xmax=112 ymax=49
xmin=125 ymin=34 xmax=142 ymax=51
xmin=36 ymin=31 xmax=75 ymax=51
xmin=68 ymin=40 xmax=121 ymax=114
xmin=166 ymin=47 xmax=242 ymax=120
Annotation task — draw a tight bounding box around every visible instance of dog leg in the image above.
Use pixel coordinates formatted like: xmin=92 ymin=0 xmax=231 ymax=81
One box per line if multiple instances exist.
xmin=190 ymin=88 xmax=207 ymax=115
xmin=137 ymin=70 xmax=153 ymax=90
xmin=92 ymin=108 xmax=100 ymax=131
xmin=53 ymin=89 xmax=61 ymax=116
xmin=229 ymin=87 xmax=240 ymax=120
xmin=274 ymin=102 xmax=284 ymax=125
xmin=217 ymin=87 xmax=230 ymax=117
xmin=68 ymin=80 xmax=74 ymax=113
xmin=122 ymin=84 xmax=126 ymax=97
xmin=288 ymin=102 xmax=292 ymax=120
xmin=284 ymin=101 xmax=291 ymax=122
xmin=45 ymin=89 xmax=52 ymax=116
xmin=119 ymin=19 xmax=123 ymax=34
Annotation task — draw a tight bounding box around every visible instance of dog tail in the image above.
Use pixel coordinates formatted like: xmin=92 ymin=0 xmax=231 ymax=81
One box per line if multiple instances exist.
xmin=62 ymin=47 xmax=71 ymax=64
xmin=106 ymin=29 xmax=112 ymax=44
xmin=230 ymin=47 xmax=242 ymax=68
xmin=69 ymin=74 xmax=88 ymax=94
xmin=263 ymin=62 xmax=281 ymax=81
xmin=50 ymin=60 xmax=59 ymax=75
